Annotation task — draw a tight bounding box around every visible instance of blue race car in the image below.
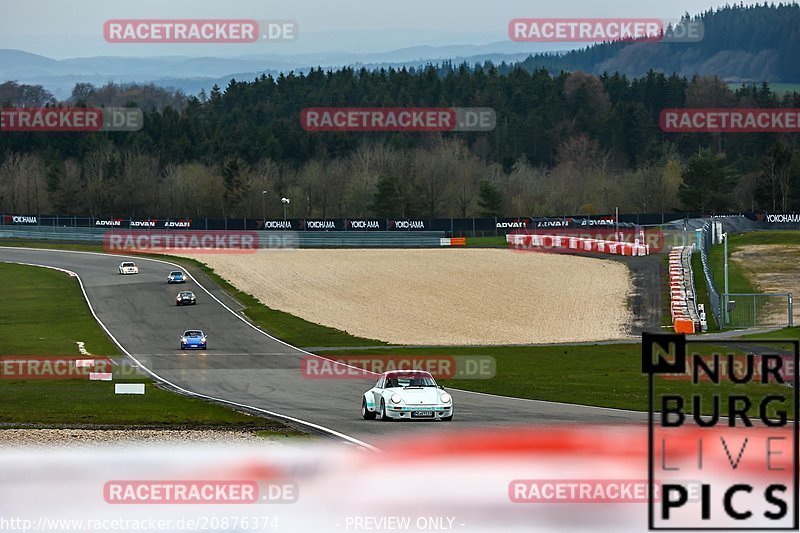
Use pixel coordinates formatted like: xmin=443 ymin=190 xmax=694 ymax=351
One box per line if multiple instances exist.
xmin=180 ymin=330 xmax=207 ymax=350
xmin=167 ymin=270 xmax=186 ymax=283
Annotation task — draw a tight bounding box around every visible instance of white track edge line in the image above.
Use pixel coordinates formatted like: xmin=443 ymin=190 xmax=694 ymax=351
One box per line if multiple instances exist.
xmin=1 ymin=255 xmax=379 ymax=452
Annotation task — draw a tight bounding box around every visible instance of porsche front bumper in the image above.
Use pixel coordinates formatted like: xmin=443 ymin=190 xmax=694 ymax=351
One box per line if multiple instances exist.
xmin=384 ymin=404 xmax=453 ymax=420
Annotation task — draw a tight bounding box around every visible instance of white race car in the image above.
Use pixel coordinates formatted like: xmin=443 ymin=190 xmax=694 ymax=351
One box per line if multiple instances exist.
xmin=362 ymin=370 xmax=453 ymax=421
xmin=118 ymin=261 xmax=139 ymax=275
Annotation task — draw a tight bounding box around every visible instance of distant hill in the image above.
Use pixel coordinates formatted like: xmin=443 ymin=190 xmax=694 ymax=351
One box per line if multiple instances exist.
xmin=511 ymin=4 xmax=800 ymax=82
xmin=0 ymin=43 xmax=562 ymax=99
xmin=0 ymin=49 xmax=58 ymax=72
xmin=1 ymin=4 xmax=799 ymax=99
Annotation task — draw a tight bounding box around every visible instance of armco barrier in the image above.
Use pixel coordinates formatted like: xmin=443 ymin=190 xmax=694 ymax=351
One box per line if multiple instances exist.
xmin=0 ymin=212 xmax=698 ymax=238
xmin=0 ymin=227 xmax=450 ymax=248
xmin=667 ymin=245 xmax=704 ymax=333
xmin=505 ymin=233 xmax=649 ymax=256
xmin=697 ymin=221 xmax=722 ymax=326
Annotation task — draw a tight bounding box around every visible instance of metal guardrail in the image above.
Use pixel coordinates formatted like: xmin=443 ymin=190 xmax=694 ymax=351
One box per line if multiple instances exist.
xmin=697 ymin=221 xmax=723 ymax=327
xmin=0 ymin=227 xmax=447 ymax=248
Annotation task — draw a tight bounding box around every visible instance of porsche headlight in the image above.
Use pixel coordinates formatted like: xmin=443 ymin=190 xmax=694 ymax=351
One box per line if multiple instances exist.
xmin=181 ymin=337 xmax=188 ymax=343
xmin=440 ymin=392 xmax=451 ymax=404
xmin=200 ymin=337 xmax=206 ymax=343
xmin=390 ymin=393 xmax=402 ymax=404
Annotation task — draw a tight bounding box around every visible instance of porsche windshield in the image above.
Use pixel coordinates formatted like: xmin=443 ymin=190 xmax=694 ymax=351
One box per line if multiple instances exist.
xmin=386 ymin=374 xmax=437 ymax=388
xmin=184 ymin=331 xmax=203 ymax=337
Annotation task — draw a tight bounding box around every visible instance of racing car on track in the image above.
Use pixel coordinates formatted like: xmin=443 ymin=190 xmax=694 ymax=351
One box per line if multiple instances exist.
xmin=118 ymin=261 xmax=138 ymax=275
xmin=176 ymin=291 xmax=196 ymax=306
xmin=362 ymin=370 xmax=453 ymax=421
xmin=180 ymin=330 xmax=207 ymax=350
xmin=167 ymin=270 xmax=186 ymax=283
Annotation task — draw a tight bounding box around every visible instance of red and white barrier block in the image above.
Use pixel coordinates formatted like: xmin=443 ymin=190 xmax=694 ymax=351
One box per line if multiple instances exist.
xmin=506 ymin=233 xmax=649 ymax=256
xmin=668 ymin=246 xmax=705 ymax=334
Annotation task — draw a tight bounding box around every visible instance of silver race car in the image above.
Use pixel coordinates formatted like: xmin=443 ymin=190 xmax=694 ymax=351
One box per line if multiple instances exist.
xmin=118 ymin=261 xmax=139 ymax=275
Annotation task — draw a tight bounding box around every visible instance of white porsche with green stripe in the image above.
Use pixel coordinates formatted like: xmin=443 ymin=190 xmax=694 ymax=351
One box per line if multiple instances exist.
xmin=361 ymin=370 xmax=453 ymax=422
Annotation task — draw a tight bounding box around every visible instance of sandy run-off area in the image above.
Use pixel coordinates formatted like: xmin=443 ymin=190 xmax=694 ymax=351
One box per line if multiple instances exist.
xmin=184 ymin=249 xmax=633 ymax=345
xmin=731 ymin=244 xmax=800 ymax=324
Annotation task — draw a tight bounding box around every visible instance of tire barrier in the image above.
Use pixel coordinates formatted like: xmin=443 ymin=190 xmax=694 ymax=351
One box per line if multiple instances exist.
xmin=668 ymin=246 xmax=705 ymax=334
xmin=505 ymin=233 xmax=649 ymax=256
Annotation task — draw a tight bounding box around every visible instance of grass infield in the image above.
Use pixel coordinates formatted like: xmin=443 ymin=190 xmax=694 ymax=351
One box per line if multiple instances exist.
xmin=0 ymin=261 xmax=304 ymax=434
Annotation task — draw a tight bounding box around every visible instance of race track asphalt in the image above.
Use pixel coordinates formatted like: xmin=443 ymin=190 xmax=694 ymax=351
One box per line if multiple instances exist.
xmin=1 ymin=247 xmax=646 ymax=448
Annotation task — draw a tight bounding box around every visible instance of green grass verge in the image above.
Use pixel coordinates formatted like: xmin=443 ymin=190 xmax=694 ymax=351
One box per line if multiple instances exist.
xmin=707 ymin=237 xmax=757 ymax=296
xmin=0 ymin=379 xmax=296 ymax=429
xmin=0 ymin=261 xmax=304 ymax=434
xmin=707 ymin=230 xmax=800 ymax=296
xmin=0 ymin=238 xmax=385 ymax=348
xmin=0 ymin=262 xmax=121 ymax=355
xmin=319 ymin=344 xmax=793 ymax=417
xmin=466 ymin=236 xmax=506 ymax=247
xmin=0 ymin=239 xmax=103 ymax=254
xmin=707 ymin=231 xmax=799 ymax=328
xmin=737 ymin=326 xmax=800 ymax=341
xmin=691 ymin=251 xmax=719 ymax=331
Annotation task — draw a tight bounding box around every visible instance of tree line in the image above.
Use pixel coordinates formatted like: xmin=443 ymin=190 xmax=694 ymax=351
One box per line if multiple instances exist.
xmin=0 ymin=65 xmax=799 ymax=219
xmin=511 ymin=4 xmax=800 ymax=83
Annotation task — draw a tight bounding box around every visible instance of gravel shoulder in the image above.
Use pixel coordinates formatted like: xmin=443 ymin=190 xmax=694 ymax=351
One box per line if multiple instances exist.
xmin=0 ymin=428 xmax=288 ymax=447
xmin=731 ymin=244 xmax=800 ymax=324
xmin=180 ymin=248 xmax=634 ymax=345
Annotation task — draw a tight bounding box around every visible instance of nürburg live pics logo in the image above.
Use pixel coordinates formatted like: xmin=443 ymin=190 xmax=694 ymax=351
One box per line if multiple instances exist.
xmin=643 ymin=333 xmax=798 ymax=530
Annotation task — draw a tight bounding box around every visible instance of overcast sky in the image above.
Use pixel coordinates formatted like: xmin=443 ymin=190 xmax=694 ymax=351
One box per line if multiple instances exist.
xmin=0 ymin=0 xmax=734 ymax=58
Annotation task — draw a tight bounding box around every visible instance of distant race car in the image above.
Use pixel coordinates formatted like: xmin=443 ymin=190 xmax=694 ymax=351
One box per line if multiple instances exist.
xmin=118 ymin=261 xmax=139 ymax=275
xmin=167 ymin=270 xmax=186 ymax=283
xmin=176 ymin=291 xmax=196 ymax=306
xmin=362 ymin=370 xmax=453 ymax=421
xmin=180 ymin=330 xmax=207 ymax=350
